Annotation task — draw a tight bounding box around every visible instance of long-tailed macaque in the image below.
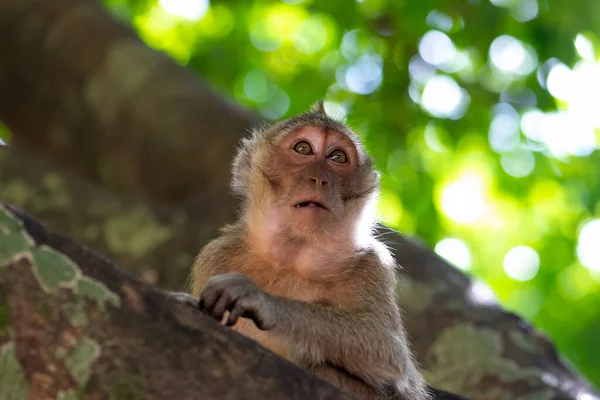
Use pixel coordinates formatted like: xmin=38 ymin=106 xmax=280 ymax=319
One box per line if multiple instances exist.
xmin=188 ymin=102 xmax=430 ymax=399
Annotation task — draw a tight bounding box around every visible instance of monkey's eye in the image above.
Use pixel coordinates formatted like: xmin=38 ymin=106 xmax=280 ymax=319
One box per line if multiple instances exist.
xmin=328 ymin=149 xmax=348 ymax=163
xmin=293 ymin=141 xmax=313 ymax=155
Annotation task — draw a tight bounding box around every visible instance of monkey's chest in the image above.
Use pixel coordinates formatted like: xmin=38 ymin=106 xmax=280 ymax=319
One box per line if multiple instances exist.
xmin=255 ymin=270 xmax=331 ymax=303
xmin=239 ymin=261 xmax=332 ymax=302
xmin=233 ymin=268 xmax=332 ymax=359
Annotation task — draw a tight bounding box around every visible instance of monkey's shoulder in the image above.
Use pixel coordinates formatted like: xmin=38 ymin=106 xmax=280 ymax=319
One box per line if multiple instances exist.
xmin=193 ymin=226 xmax=247 ymax=272
xmin=352 ymin=239 xmax=397 ymax=276
xmin=339 ymin=241 xmax=400 ymax=302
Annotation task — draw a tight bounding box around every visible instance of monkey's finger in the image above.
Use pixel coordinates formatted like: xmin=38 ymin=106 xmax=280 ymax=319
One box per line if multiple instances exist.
xmin=226 ymin=300 xmax=245 ymax=327
xmin=200 ymin=287 xmax=223 ymax=314
xmin=212 ymin=292 xmax=232 ymax=322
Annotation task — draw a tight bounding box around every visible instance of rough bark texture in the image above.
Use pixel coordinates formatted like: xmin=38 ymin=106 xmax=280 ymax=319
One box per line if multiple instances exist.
xmin=0 ymin=148 xmax=205 ymax=289
xmin=0 ymin=0 xmax=259 ymax=205
xmin=0 ymin=0 xmax=598 ymax=399
xmin=0 ymin=204 xmax=353 ymax=400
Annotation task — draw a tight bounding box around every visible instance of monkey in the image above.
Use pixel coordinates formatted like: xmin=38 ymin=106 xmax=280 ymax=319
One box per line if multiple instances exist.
xmin=187 ymin=102 xmax=430 ymax=400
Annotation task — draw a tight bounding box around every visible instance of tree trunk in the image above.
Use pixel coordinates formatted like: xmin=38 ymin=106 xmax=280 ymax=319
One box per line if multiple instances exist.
xmin=0 ymin=0 xmax=259 ymax=205
xmin=0 ymin=0 xmax=598 ymax=398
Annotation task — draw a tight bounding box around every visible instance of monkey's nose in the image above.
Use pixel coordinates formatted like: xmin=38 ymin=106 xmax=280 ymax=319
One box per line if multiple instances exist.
xmin=310 ymin=177 xmax=328 ymax=186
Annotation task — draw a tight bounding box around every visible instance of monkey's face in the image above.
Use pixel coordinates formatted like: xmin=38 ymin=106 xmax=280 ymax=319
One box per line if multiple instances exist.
xmin=257 ymin=125 xmax=377 ymax=239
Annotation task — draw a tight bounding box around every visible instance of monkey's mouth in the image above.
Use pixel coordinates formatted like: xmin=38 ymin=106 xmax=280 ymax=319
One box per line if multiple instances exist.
xmin=294 ymin=201 xmax=328 ymax=210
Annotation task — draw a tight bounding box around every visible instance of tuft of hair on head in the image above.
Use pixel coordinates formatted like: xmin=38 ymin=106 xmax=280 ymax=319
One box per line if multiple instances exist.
xmin=313 ymin=99 xmax=327 ymax=117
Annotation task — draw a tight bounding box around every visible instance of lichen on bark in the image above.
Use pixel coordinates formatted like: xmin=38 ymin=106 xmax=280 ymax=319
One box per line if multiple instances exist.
xmin=0 ymin=343 xmax=29 ymax=400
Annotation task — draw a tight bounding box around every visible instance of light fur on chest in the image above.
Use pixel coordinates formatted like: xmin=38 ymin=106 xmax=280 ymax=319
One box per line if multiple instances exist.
xmin=233 ymin=261 xmax=336 ymax=359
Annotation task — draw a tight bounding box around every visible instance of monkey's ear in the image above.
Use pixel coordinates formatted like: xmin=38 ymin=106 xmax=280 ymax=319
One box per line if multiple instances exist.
xmin=312 ymin=99 xmax=327 ymax=117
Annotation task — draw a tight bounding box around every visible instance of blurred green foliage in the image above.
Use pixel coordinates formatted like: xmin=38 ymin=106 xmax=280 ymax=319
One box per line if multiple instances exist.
xmin=0 ymin=121 xmax=11 ymax=144
xmin=104 ymin=0 xmax=600 ymax=387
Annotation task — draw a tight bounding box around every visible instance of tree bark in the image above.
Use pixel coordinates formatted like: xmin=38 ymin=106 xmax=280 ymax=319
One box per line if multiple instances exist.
xmin=0 ymin=147 xmax=210 ymax=289
xmin=0 ymin=204 xmax=353 ymax=400
xmin=0 ymin=0 xmax=598 ymax=398
xmin=0 ymin=0 xmax=259 ymax=205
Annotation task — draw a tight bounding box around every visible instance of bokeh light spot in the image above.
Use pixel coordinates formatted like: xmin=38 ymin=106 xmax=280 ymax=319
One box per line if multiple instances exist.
xmin=521 ymin=110 xmax=596 ymax=158
xmin=409 ymin=55 xmax=437 ymax=85
xmin=577 ymin=219 xmax=600 ymax=271
xmin=292 ymin=17 xmax=328 ymax=54
xmin=489 ymin=103 xmax=520 ymax=153
xmin=243 ymin=70 xmax=269 ymax=103
xmin=574 ymin=34 xmax=595 ymax=62
xmin=426 ymin=10 xmax=453 ymax=32
xmin=160 ymin=0 xmax=209 ymax=20
xmin=435 ymin=238 xmax=472 ymax=271
xmin=504 ymin=246 xmax=540 ymax=281
xmin=419 ymin=30 xmax=456 ymax=67
xmin=490 ymin=35 xmax=537 ymax=75
xmin=424 ymin=123 xmax=448 ymax=153
xmin=547 ymin=62 xmax=573 ymax=101
xmin=557 ymin=266 xmax=595 ymax=300
xmin=250 ymin=20 xmax=282 ymax=51
xmin=441 ymin=173 xmax=486 ymax=224
xmin=421 ymin=75 xmax=470 ymax=119
xmin=339 ymin=54 xmax=383 ymax=95
xmin=513 ymin=0 xmax=539 ymax=22
xmin=501 ymin=146 xmax=535 ymax=178
xmin=259 ymin=88 xmax=290 ymax=119
xmin=566 ymin=61 xmax=600 ymax=129
xmin=249 ymin=5 xmax=309 ymax=53
xmin=468 ymin=280 xmax=497 ymax=305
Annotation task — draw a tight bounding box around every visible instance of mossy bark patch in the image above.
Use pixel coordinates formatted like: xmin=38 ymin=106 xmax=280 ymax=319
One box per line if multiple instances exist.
xmin=0 ymin=205 xmax=25 ymax=233
xmin=56 ymin=337 xmax=101 ymax=386
xmin=76 ymin=277 xmax=121 ymax=310
xmin=31 ymin=246 xmax=81 ymax=292
xmin=425 ymin=324 xmax=549 ymax=397
xmin=0 ymin=207 xmax=121 ymax=310
xmin=0 ymin=205 xmax=34 ymax=264
xmin=0 ymin=343 xmax=29 ymax=400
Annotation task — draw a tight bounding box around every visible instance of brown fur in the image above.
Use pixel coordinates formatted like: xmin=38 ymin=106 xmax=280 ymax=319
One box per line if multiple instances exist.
xmin=189 ymin=103 xmax=429 ymax=399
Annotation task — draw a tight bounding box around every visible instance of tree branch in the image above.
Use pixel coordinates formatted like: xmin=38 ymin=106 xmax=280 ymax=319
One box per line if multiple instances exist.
xmin=0 ymin=0 xmax=258 ymax=204
xmin=0 ymin=147 xmax=224 ymax=289
xmin=0 ymin=203 xmax=352 ymax=399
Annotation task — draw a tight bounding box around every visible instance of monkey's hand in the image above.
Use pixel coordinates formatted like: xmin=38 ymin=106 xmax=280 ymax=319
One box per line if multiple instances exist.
xmin=198 ymin=273 xmax=276 ymax=330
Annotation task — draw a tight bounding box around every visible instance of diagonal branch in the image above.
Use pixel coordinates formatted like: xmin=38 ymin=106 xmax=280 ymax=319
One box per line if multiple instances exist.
xmin=0 ymin=203 xmax=352 ymax=399
xmin=0 ymin=147 xmax=227 ymax=290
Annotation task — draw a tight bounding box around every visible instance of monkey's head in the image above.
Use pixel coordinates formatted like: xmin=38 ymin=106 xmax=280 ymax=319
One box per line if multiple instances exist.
xmin=232 ymin=102 xmax=379 ymax=243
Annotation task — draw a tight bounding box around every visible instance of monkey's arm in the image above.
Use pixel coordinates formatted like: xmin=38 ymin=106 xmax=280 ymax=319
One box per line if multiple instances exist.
xmin=266 ymin=294 xmax=416 ymax=390
xmin=199 ymin=270 xmax=418 ymax=392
